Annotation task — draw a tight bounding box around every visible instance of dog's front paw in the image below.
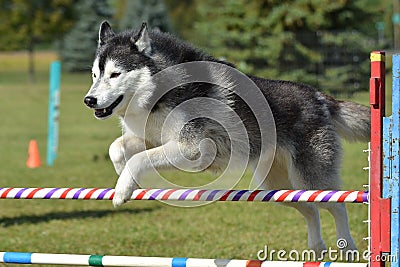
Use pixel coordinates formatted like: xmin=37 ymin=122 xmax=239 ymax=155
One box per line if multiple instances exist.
xmin=112 ymin=169 xmax=137 ymax=207
xmin=109 ymin=138 xmax=126 ymax=175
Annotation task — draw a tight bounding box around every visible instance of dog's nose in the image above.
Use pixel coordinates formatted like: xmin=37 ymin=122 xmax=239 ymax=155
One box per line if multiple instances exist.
xmin=84 ymin=96 xmax=97 ymax=108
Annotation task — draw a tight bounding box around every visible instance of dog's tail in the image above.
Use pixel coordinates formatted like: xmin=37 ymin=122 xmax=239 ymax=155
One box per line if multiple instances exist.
xmin=331 ymin=100 xmax=370 ymax=142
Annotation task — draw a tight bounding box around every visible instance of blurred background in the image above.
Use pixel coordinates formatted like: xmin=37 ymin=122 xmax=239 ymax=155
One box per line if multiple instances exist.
xmin=0 ymin=0 xmax=396 ymax=96
xmin=0 ymin=0 xmax=392 ymax=259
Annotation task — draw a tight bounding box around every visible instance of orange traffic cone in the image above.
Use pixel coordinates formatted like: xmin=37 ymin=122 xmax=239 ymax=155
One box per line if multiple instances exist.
xmin=26 ymin=139 xmax=41 ymax=168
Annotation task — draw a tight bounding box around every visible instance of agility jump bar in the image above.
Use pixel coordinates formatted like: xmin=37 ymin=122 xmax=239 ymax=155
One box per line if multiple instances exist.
xmin=0 ymin=252 xmax=368 ymax=267
xmin=0 ymin=188 xmax=368 ymax=203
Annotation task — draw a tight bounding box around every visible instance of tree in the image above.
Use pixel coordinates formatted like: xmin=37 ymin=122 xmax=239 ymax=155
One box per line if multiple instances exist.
xmin=119 ymin=0 xmax=172 ymax=32
xmin=164 ymin=0 xmax=197 ymax=37
xmin=192 ymin=0 xmax=379 ymax=96
xmin=60 ymin=0 xmax=113 ymax=72
xmin=0 ymin=0 xmax=75 ymax=82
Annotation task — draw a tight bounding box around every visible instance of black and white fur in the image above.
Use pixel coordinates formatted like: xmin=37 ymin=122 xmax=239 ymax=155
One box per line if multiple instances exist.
xmin=84 ymin=21 xmax=370 ymax=255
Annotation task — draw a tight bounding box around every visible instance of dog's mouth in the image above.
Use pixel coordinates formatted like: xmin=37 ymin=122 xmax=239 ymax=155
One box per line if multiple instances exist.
xmin=94 ymin=95 xmax=124 ymax=118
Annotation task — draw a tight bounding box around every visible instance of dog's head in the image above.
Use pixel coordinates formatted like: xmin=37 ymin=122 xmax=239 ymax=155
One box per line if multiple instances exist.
xmin=84 ymin=21 xmax=156 ymax=119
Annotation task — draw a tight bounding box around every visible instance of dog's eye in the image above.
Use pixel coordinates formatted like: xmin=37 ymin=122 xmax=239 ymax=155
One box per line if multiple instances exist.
xmin=110 ymin=72 xmax=121 ymax=78
xmin=92 ymin=72 xmax=96 ymax=79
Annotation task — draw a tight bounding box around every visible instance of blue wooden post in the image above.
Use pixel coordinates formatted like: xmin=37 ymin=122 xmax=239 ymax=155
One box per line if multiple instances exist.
xmin=46 ymin=61 xmax=61 ymax=166
xmin=383 ymin=54 xmax=400 ymax=266
xmin=391 ymin=54 xmax=400 ymax=266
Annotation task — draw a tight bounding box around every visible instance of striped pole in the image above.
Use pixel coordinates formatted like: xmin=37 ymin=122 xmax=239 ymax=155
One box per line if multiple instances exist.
xmin=0 ymin=188 xmax=368 ymax=203
xmin=0 ymin=252 xmax=368 ymax=267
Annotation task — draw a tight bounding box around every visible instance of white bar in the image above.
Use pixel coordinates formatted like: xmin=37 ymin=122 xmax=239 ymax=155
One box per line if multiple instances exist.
xmin=328 ymin=264 xmax=367 ymax=267
xmin=102 ymin=256 xmax=172 ymax=267
xmin=31 ymin=253 xmax=90 ymax=265
xmin=261 ymin=261 xmax=304 ymax=267
xmin=0 ymin=252 xmax=369 ymax=267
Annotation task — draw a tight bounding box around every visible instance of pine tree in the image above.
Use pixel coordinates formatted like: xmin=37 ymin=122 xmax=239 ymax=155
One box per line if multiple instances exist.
xmin=192 ymin=0 xmax=379 ymax=96
xmin=60 ymin=0 xmax=113 ymax=72
xmin=119 ymin=0 xmax=172 ymax=32
xmin=164 ymin=0 xmax=198 ymax=38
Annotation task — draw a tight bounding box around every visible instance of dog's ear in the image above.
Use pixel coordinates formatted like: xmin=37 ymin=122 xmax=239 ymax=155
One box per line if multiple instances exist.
xmin=132 ymin=22 xmax=151 ymax=55
xmin=98 ymin=21 xmax=115 ymax=47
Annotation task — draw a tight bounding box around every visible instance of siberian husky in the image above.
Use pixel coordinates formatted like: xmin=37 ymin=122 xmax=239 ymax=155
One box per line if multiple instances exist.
xmin=84 ymin=21 xmax=370 ymax=255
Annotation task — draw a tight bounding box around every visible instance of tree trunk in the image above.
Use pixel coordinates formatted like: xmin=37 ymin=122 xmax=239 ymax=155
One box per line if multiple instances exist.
xmin=27 ymin=1 xmax=35 ymax=84
xmin=28 ymin=37 xmax=35 ymax=84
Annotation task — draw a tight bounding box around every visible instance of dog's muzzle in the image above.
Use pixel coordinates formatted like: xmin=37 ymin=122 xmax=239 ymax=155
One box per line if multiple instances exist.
xmin=84 ymin=95 xmax=124 ymax=118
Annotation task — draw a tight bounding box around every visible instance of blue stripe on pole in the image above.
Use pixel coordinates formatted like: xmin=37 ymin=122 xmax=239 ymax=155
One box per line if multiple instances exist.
xmin=172 ymin=257 xmax=188 ymax=267
xmin=324 ymin=262 xmax=332 ymax=267
xmin=3 ymin=252 xmax=32 ymax=264
xmin=47 ymin=61 xmax=61 ymax=166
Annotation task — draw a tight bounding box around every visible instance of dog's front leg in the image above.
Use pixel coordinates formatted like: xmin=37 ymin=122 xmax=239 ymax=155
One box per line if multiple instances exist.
xmin=112 ymin=140 xmax=205 ymax=207
xmin=109 ymin=135 xmax=146 ymax=175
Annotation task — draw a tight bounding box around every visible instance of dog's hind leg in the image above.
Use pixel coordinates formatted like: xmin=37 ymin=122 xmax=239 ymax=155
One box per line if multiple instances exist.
xmin=288 ymin=127 xmax=357 ymax=256
xmin=284 ymin=167 xmax=327 ymax=254
xmin=282 ymin=202 xmax=326 ymax=254
xmin=253 ymin=155 xmax=327 ymax=254
xmin=317 ymin=202 xmax=357 ymax=256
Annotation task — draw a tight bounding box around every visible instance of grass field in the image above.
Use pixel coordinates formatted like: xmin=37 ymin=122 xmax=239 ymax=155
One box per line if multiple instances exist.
xmin=0 ymin=51 xmax=376 ymax=265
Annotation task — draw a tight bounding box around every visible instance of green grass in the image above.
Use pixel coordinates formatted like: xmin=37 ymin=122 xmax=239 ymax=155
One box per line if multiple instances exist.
xmin=0 ymin=51 xmax=372 ymax=265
